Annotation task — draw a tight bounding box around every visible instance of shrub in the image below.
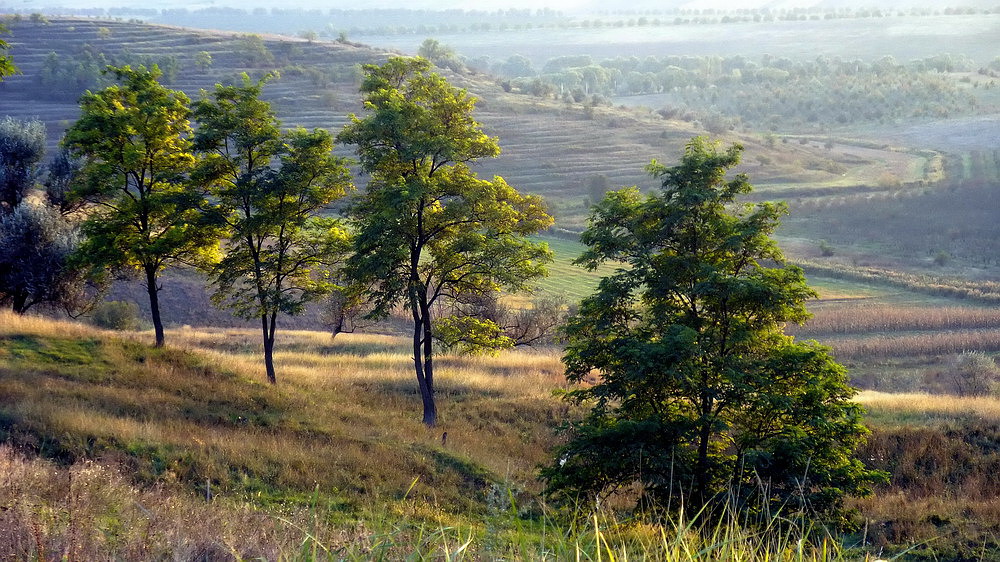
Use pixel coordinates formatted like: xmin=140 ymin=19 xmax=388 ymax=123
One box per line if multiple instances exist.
xmin=90 ymin=300 xmax=140 ymax=331
xmin=923 ymin=351 xmax=1000 ymax=396
xmin=819 ymin=239 xmax=836 ymax=257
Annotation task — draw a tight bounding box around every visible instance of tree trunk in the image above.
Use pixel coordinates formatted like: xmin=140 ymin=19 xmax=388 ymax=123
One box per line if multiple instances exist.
xmin=411 ymin=303 xmax=437 ymax=428
xmin=262 ymin=314 xmax=277 ymax=384
xmin=421 ymin=301 xmax=437 ymax=427
xmin=11 ymin=291 xmax=28 ymax=314
xmin=145 ymin=266 xmax=165 ymax=348
xmin=695 ymin=410 xmax=711 ymax=508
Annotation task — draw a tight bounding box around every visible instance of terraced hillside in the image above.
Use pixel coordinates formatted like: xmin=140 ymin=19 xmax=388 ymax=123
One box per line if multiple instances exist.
xmin=1 ymin=17 xmax=935 ymax=232
xmin=5 ymin=17 xmax=994 ymax=332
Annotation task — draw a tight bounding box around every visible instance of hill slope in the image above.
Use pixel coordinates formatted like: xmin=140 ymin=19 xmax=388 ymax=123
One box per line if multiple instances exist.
xmin=1 ymin=17 xmax=934 ymax=232
xmin=0 ymin=312 xmax=567 ymax=515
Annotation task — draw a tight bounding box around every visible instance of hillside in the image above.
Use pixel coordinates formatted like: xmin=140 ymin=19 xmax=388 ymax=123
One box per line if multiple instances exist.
xmin=1 ymin=16 xmax=939 ymax=232
xmin=7 ymin=17 xmax=993 ymax=329
xmin=3 ymin=307 xmax=1000 ymax=559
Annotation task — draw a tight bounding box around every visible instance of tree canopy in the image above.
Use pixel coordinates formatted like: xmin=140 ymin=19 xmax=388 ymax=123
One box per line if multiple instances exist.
xmin=339 ymin=57 xmax=553 ymax=426
xmin=64 ymin=65 xmax=221 ymax=347
xmin=542 ymin=137 xmax=882 ymax=525
xmin=0 ymin=117 xmax=45 ymax=212
xmin=0 ymin=23 xmax=17 ymax=81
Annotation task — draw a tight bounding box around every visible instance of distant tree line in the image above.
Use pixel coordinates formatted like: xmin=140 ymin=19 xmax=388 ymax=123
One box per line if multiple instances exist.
xmin=37 ymin=46 xmax=180 ymax=99
xmin=11 ymin=5 xmax=996 ymax=40
xmin=481 ymin=52 xmax=984 ymax=131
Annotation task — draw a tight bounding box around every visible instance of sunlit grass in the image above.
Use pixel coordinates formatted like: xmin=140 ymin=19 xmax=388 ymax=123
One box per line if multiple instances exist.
xmin=0 ymin=444 xmax=854 ymax=561
xmin=857 ymin=390 xmax=1000 ymax=427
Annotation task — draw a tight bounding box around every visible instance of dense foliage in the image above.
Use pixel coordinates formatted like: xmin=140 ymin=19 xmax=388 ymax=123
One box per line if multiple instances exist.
xmin=64 ymin=65 xmax=221 ymax=347
xmin=0 ymin=23 xmax=15 ymax=80
xmin=502 ymin=53 xmax=981 ymax=131
xmin=0 ymin=117 xmax=45 ymax=211
xmin=0 ymin=119 xmax=90 ymax=314
xmin=543 ymin=138 xmax=882 ymax=524
xmin=37 ymin=48 xmax=179 ymax=100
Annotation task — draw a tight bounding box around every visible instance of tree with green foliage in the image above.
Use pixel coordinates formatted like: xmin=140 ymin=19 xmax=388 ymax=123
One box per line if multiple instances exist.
xmin=64 ymin=65 xmax=222 ymax=348
xmin=417 ymin=38 xmax=463 ymax=72
xmin=0 ymin=22 xmax=17 ymax=80
xmin=0 ymin=117 xmax=45 ymax=212
xmin=542 ymin=138 xmax=881 ymax=525
xmin=339 ymin=57 xmax=553 ymax=426
xmin=194 ymin=51 xmax=213 ymax=73
xmin=193 ymin=75 xmax=353 ymax=384
xmin=236 ymin=34 xmax=274 ymax=67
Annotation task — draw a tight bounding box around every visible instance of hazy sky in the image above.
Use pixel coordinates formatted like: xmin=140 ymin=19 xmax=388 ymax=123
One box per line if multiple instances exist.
xmin=20 ymin=0 xmax=863 ymax=11
xmin=20 ymin=0 xmax=995 ymax=12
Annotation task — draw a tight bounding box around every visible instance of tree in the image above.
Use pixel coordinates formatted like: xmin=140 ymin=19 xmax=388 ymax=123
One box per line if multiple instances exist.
xmin=64 ymin=65 xmax=221 ymax=348
xmin=0 ymin=120 xmax=97 ymax=315
xmin=193 ymin=75 xmax=353 ymax=384
xmin=236 ymin=34 xmax=274 ymax=67
xmin=0 ymin=200 xmax=90 ymax=314
xmin=0 ymin=117 xmax=46 ymax=212
xmin=434 ymin=292 xmax=566 ymax=353
xmin=43 ymin=147 xmax=86 ymax=215
xmin=339 ymin=57 xmax=553 ymax=427
xmin=0 ymin=22 xmax=17 ymax=81
xmin=417 ymin=38 xmax=463 ymax=72
xmin=194 ymin=51 xmax=213 ymax=73
xmin=542 ymin=138 xmax=881 ymax=524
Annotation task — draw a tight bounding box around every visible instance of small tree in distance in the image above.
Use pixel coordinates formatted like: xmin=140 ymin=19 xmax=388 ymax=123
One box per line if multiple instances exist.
xmin=340 ymin=57 xmax=553 ymax=427
xmin=542 ymin=137 xmax=883 ymax=525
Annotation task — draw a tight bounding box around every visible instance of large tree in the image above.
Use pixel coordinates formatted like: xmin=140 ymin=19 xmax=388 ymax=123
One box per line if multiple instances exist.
xmin=64 ymin=65 xmax=221 ymax=347
xmin=193 ymin=76 xmax=353 ymax=384
xmin=339 ymin=57 xmax=553 ymax=427
xmin=542 ymin=138 xmax=881 ymax=524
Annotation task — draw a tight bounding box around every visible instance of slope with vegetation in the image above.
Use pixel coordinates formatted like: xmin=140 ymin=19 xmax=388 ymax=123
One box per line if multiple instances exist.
xmin=2 ymin=14 xmax=1000 ymax=561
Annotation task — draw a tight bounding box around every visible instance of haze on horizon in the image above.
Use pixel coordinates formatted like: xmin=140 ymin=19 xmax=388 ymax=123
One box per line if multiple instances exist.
xmin=9 ymin=0 xmax=997 ymax=12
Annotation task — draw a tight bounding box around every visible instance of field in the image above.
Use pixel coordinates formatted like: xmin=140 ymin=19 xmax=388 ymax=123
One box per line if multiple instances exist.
xmin=0 ymin=16 xmax=951 ymax=233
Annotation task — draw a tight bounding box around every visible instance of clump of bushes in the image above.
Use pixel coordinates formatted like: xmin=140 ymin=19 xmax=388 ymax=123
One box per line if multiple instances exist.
xmin=90 ymin=300 xmax=140 ymax=331
xmin=923 ymin=351 xmax=1000 ymax=396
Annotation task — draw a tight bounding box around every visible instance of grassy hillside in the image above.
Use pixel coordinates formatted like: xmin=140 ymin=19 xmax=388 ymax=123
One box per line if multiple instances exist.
xmin=3 ymin=309 xmax=1000 ymax=559
xmin=0 ymin=312 xmax=567 ymax=512
xmin=0 ymin=312 xmax=863 ymax=560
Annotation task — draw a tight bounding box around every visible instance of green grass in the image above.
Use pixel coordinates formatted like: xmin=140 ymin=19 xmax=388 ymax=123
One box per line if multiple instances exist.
xmin=532 ymin=235 xmax=620 ymax=301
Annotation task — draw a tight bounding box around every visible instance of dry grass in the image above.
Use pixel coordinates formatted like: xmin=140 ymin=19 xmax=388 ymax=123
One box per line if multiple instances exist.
xmin=0 ymin=312 xmax=570 ymax=515
xmin=820 ymin=328 xmax=1000 ymax=360
xmin=857 ymin=390 xmax=1000 ymax=425
xmin=0 ymin=445 xmax=368 ymax=560
xmin=0 ymin=445 xmax=862 ymax=561
xmin=797 ymin=304 xmax=1000 ymax=335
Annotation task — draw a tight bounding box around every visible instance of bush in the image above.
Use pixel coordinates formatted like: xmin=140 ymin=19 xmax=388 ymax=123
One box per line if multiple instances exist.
xmin=923 ymin=351 xmax=1000 ymax=396
xmin=818 ymin=239 xmax=836 ymax=257
xmin=90 ymin=300 xmax=140 ymax=331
